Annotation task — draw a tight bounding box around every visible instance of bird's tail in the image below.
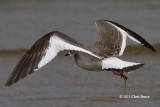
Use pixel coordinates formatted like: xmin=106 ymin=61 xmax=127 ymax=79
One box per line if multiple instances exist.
xmin=102 ymin=57 xmax=144 ymax=73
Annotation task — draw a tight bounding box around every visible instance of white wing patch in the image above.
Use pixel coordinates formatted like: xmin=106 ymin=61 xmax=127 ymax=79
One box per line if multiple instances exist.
xmin=107 ymin=22 xmax=141 ymax=56
xmin=38 ymin=35 xmax=101 ymax=69
xmin=102 ymin=57 xmax=140 ymax=70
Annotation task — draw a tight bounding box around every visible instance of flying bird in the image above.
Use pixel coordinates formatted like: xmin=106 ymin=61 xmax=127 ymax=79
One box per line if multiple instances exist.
xmin=5 ymin=20 xmax=156 ymax=86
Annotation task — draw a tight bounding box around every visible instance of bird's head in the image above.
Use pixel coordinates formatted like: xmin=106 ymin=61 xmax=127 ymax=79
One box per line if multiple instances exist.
xmin=65 ymin=50 xmax=77 ymax=56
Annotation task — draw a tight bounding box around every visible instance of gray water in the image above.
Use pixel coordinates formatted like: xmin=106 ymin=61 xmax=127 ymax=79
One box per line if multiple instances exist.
xmin=0 ymin=0 xmax=160 ymax=107
xmin=0 ymin=0 xmax=160 ymax=50
xmin=0 ymin=52 xmax=160 ymax=107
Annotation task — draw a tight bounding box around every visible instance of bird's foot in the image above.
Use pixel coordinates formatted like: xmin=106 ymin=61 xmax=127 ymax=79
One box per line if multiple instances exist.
xmin=121 ymin=74 xmax=128 ymax=81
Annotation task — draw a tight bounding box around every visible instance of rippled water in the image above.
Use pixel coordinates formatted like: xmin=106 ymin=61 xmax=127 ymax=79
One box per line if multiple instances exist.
xmin=0 ymin=0 xmax=160 ymax=50
xmin=0 ymin=0 xmax=160 ymax=107
xmin=0 ymin=51 xmax=160 ymax=107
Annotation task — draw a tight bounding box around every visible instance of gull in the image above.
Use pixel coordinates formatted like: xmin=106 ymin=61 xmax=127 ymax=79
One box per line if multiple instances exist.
xmin=5 ymin=20 xmax=156 ymax=86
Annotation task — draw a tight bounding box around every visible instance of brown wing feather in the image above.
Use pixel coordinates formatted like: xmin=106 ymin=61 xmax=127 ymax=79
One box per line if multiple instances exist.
xmin=5 ymin=34 xmax=50 ymax=86
xmin=92 ymin=20 xmax=122 ymax=56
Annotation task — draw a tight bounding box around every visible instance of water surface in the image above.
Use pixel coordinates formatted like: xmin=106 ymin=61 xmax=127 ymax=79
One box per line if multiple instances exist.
xmin=0 ymin=0 xmax=160 ymax=107
xmin=0 ymin=0 xmax=160 ymax=50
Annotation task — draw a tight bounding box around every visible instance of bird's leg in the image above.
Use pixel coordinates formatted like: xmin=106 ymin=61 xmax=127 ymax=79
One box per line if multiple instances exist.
xmin=112 ymin=71 xmax=128 ymax=80
xmin=112 ymin=71 xmax=128 ymax=98
xmin=123 ymin=76 xmax=127 ymax=98
xmin=121 ymin=73 xmax=128 ymax=98
xmin=121 ymin=73 xmax=128 ymax=81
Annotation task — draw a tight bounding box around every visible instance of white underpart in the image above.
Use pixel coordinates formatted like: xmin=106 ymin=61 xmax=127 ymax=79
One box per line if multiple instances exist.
xmin=108 ymin=22 xmax=141 ymax=56
xmin=38 ymin=35 xmax=101 ymax=69
xmin=102 ymin=57 xmax=140 ymax=70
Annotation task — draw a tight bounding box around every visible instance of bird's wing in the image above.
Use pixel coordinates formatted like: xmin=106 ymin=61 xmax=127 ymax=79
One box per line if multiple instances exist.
xmin=93 ymin=20 xmax=156 ymax=56
xmin=6 ymin=31 xmax=102 ymax=86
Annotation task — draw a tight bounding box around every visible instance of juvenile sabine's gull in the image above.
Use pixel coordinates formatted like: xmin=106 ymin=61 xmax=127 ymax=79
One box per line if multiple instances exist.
xmin=5 ymin=20 xmax=156 ymax=86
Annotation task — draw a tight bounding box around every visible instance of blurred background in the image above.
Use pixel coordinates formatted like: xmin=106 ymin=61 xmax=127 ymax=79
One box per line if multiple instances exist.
xmin=0 ymin=0 xmax=160 ymax=107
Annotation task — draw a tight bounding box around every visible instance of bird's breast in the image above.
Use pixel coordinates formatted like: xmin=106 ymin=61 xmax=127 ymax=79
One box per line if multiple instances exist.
xmin=74 ymin=52 xmax=102 ymax=71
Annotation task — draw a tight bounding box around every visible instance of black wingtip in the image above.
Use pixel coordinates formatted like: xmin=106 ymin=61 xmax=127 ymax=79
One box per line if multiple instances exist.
xmin=5 ymin=81 xmax=13 ymax=87
xmin=140 ymin=41 xmax=156 ymax=52
xmin=139 ymin=41 xmax=156 ymax=52
xmin=146 ymin=45 xmax=156 ymax=52
xmin=5 ymin=75 xmax=15 ymax=86
xmin=5 ymin=76 xmax=17 ymax=86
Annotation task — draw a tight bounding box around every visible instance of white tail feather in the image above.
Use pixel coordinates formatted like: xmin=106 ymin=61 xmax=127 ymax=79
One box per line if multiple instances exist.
xmin=102 ymin=57 xmax=143 ymax=72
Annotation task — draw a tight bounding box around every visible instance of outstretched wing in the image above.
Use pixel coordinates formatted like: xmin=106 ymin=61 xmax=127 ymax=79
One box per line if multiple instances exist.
xmin=6 ymin=31 xmax=102 ymax=86
xmin=93 ymin=20 xmax=156 ymax=56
